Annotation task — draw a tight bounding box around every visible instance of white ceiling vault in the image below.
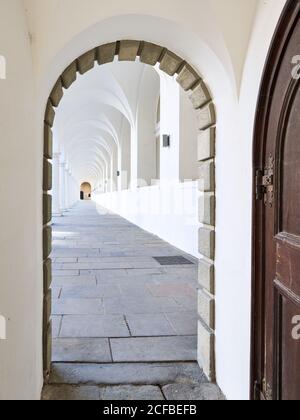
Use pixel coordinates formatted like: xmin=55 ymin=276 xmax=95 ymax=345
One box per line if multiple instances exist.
xmin=53 ymin=59 xmax=160 ymax=188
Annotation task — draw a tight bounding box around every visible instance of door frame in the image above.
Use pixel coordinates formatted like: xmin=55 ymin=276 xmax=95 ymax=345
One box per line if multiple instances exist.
xmin=251 ymin=0 xmax=300 ymax=400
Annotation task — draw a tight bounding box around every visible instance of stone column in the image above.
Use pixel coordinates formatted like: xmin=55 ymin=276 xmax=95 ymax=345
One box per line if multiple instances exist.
xmin=52 ymin=152 xmax=62 ymax=216
xmin=73 ymin=177 xmax=78 ymax=204
xmin=59 ymin=161 xmax=66 ymax=212
xmin=64 ymin=166 xmax=70 ymax=210
xmin=67 ymin=170 xmax=77 ymax=208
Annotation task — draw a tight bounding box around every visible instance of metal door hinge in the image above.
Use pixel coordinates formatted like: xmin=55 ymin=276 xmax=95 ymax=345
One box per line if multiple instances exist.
xmin=256 ymin=153 xmax=274 ymax=207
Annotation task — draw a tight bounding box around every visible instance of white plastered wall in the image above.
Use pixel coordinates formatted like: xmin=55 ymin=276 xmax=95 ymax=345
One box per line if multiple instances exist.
xmin=179 ymin=89 xmax=199 ymax=181
xmin=136 ymin=66 xmax=160 ymax=186
xmin=0 ymin=0 xmax=43 ymax=400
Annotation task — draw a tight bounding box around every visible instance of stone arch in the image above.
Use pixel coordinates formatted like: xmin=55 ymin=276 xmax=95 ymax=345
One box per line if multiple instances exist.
xmin=42 ymin=40 xmax=216 ymax=382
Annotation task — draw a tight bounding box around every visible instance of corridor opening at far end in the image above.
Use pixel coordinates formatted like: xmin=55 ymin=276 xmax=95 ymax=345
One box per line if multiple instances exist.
xmin=80 ymin=182 xmax=92 ymax=200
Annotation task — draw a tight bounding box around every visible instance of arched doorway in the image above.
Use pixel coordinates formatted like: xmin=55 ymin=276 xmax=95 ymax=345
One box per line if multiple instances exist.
xmin=80 ymin=182 xmax=92 ymax=200
xmin=42 ymin=40 xmax=216 ymax=383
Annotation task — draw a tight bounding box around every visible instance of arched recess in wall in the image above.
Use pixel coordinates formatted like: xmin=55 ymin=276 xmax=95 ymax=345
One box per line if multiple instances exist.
xmin=42 ymin=40 xmax=216 ymax=382
xmin=80 ymin=182 xmax=92 ymax=200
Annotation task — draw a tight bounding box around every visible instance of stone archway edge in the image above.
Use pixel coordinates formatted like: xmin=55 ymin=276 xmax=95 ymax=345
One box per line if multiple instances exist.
xmin=42 ymin=40 xmax=216 ymax=382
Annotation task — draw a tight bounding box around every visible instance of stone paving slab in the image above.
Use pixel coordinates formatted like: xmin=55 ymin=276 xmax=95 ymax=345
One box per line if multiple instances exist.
xmin=174 ymin=296 xmax=198 ymax=311
xmin=52 ymin=316 xmax=62 ymax=338
xmin=165 ymin=312 xmax=198 ymax=336
xmin=110 ymin=336 xmax=197 ymax=362
xmin=162 ymin=383 xmax=225 ymax=401
xmin=77 ymin=257 xmax=160 ymax=264
xmin=60 ymin=285 xmax=121 ymax=299
xmin=49 ymin=362 xmax=207 ymax=386
xmin=101 ymin=385 xmax=164 ymax=400
xmin=52 ymin=270 xmax=79 ymax=277
xmin=55 ymin=258 xmax=78 ymax=263
xmin=125 ymin=314 xmax=176 ymax=337
xmin=103 ymin=296 xmax=185 ymax=315
xmin=125 ymin=268 xmax=165 ymax=277
xmin=51 ymin=249 xmax=100 ymax=257
xmin=52 ymin=338 xmax=112 ymax=363
xmin=42 ymin=385 xmax=100 ymax=400
xmin=118 ymin=284 xmax=153 ymax=297
xmin=147 ymin=282 xmax=196 ymax=298
xmin=95 ymin=269 xmax=129 ymax=280
xmin=52 ymin=298 xmax=104 ymax=315
xmin=52 ymin=287 xmax=62 ymax=299
xmin=59 ymin=260 xmax=161 ymax=270
xmin=52 ymin=275 xmax=97 ymax=287
xmin=60 ymin=315 xmax=130 ymax=338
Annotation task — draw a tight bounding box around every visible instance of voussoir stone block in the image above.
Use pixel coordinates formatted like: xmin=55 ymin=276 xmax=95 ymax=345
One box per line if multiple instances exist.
xmin=199 ymin=193 xmax=215 ymax=226
xmin=44 ymin=321 xmax=52 ymax=379
xmin=43 ymin=226 xmax=52 ymax=260
xmin=198 ymin=289 xmax=215 ymax=330
xmin=118 ymin=40 xmax=141 ymax=61
xmin=43 ymin=159 xmax=52 ymax=191
xmin=198 ymin=128 xmax=215 ymax=162
xmin=43 ymin=258 xmax=52 ymax=293
xmin=196 ymin=103 xmax=216 ymax=130
xmin=140 ymin=42 xmax=164 ymax=66
xmin=61 ymin=61 xmax=77 ymax=89
xmin=77 ymin=49 xmax=96 ymax=75
xmin=189 ymin=80 xmax=211 ymax=109
xmin=159 ymin=50 xmax=184 ymax=76
xmin=44 ymin=124 xmax=53 ymax=159
xmin=198 ymin=259 xmax=215 ymax=294
xmin=97 ymin=43 xmax=117 ymax=65
xmin=50 ymin=78 xmax=63 ymax=108
xmin=199 ymin=227 xmax=215 ymax=260
xmin=43 ymin=193 xmax=52 ymax=225
xmin=198 ymin=161 xmax=215 ymax=192
xmin=44 ymin=100 xmax=55 ymax=127
xmin=44 ymin=289 xmax=52 ymax=327
xmin=197 ymin=320 xmax=215 ymax=382
xmin=176 ymin=64 xmax=200 ymax=91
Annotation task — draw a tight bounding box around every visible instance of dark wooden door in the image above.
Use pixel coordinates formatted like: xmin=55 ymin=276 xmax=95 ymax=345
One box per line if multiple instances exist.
xmin=252 ymin=0 xmax=300 ymax=401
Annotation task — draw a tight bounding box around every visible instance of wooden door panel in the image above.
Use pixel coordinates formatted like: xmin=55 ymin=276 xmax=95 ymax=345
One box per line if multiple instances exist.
xmin=274 ymin=282 xmax=300 ymax=400
xmin=280 ymin=82 xmax=300 ymax=236
xmin=252 ymin=0 xmax=300 ymax=401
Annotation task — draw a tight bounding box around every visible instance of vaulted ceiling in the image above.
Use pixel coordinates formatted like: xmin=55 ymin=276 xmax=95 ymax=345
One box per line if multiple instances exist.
xmin=53 ymin=60 xmax=160 ymax=187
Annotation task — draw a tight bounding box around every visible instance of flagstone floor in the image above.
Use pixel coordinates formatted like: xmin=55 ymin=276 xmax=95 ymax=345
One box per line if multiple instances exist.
xmin=43 ymin=201 xmax=223 ymax=400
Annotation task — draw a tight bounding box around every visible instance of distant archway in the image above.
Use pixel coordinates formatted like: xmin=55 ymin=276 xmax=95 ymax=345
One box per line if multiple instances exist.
xmin=80 ymin=182 xmax=92 ymax=200
xmin=42 ymin=40 xmax=216 ymax=383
